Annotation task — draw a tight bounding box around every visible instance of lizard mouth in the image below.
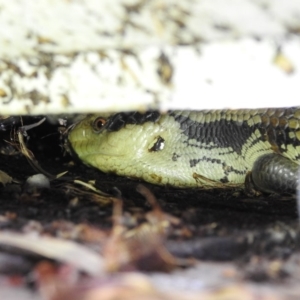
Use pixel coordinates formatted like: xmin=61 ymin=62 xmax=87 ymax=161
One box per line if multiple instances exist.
xmin=84 ymin=151 xmax=124 ymax=159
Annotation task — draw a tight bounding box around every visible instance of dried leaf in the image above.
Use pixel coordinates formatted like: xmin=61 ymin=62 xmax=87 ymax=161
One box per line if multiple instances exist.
xmin=103 ymin=185 xmax=192 ymax=272
xmin=73 ymin=180 xmax=110 ymax=197
xmin=273 ymin=52 xmax=295 ymax=74
xmin=0 ymin=170 xmax=12 ymax=186
xmin=62 ymin=182 xmax=113 ymax=206
xmin=0 ymin=232 xmax=104 ymax=276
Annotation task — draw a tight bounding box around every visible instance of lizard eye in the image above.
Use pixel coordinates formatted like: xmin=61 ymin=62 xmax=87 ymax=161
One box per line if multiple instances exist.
xmin=92 ymin=117 xmax=106 ymax=132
